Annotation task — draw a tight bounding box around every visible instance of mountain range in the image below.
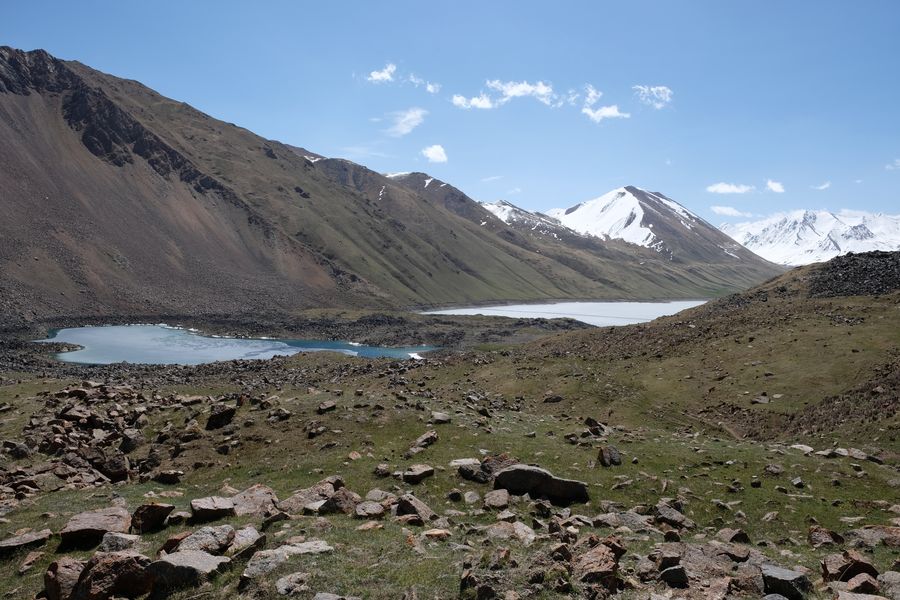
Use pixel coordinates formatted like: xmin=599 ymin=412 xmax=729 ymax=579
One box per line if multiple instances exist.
xmin=0 ymin=46 xmax=781 ymax=325
xmin=721 ymin=209 xmax=900 ymax=265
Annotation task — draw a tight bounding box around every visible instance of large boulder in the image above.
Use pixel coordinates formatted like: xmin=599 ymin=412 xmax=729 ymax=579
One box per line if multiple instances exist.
xmin=822 ymin=550 xmax=880 ymax=582
xmin=44 ymin=557 xmax=85 ymax=600
xmin=147 ymin=551 xmax=231 ymax=593
xmin=131 ymin=503 xmax=174 ymax=534
xmin=0 ymin=528 xmax=52 ymax=557
xmin=241 ymin=541 xmax=334 ymax=582
xmin=206 ymin=403 xmax=236 ymax=430
xmin=178 ymin=525 xmax=235 ymax=554
xmin=278 ymin=476 xmax=343 ymax=513
xmin=59 ymin=507 xmax=131 ymax=548
xmin=189 ymin=496 xmax=236 ymax=522
xmin=225 ymin=525 xmax=266 ymax=560
xmin=492 ymin=464 xmax=589 ymax=506
xmin=231 ymin=483 xmax=279 ymax=516
xmin=318 ymin=488 xmax=362 ymax=515
xmin=761 ymin=564 xmax=812 ymax=600
xmin=70 ymin=551 xmax=152 ymax=600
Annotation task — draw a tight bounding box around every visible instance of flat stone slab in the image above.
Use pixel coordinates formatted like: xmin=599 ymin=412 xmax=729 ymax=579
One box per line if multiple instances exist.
xmin=60 ymin=507 xmax=131 ymax=548
xmin=241 ymin=540 xmax=334 ymax=581
xmin=189 ymin=496 xmax=236 ymax=522
xmin=147 ymin=550 xmax=231 ymax=590
xmin=0 ymin=528 xmax=52 ymax=556
xmin=493 ymin=464 xmax=589 ymax=506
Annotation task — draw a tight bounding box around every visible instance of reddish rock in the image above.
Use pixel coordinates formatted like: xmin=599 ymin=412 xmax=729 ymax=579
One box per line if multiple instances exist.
xmin=131 ymin=503 xmax=174 ymax=534
xmin=846 ymin=573 xmax=881 ymax=594
xmin=44 ymin=557 xmax=85 ymax=600
xmin=574 ymin=543 xmax=620 ymax=589
xmin=808 ymin=525 xmax=844 ymax=548
xmin=70 ymin=551 xmax=152 ymax=600
xmin=318 ymin=488 xmax=362 ymax=515
xmin=822 ymin=550 xmax=880 ymax=582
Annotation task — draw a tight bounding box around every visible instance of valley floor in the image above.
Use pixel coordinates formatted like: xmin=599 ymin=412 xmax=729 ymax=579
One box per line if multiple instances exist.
xmin=0 ymin=255 xmax=898 ymax=599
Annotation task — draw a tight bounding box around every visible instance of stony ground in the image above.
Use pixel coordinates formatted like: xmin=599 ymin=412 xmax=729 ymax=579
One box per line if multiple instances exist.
xmin=0 ymin=253 xmax=898 ymax=599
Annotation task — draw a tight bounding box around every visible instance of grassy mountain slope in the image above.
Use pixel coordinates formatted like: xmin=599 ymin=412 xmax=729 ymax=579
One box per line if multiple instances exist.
xmin=2 ymin=46 xmax=781 ymax=327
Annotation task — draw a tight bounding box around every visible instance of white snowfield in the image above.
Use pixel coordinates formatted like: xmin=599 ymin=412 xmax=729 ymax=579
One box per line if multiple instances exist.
xmin=721 ymin=209 xmax=900 ymax=265
xmin=481 ymin=200 xmax=566 ymax=238
xmin=546 ymin=187 xmax=699 ymax=251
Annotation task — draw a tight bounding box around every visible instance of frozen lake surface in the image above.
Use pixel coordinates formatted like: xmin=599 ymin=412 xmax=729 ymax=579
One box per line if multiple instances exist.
xmin=422 ymin=300 xmax=706 ymax=327
xmin=38 ymin=324 xmax=435 ymax=365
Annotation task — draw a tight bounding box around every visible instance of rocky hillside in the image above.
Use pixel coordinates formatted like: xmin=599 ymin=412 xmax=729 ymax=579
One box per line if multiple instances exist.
xmin=0 ymin=253 xmax=898 ymax=598
xmin=0 ymin=47 xmax=783 ymax=327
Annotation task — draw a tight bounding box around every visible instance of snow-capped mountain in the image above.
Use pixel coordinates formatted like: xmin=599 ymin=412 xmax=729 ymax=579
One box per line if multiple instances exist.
xmin=547 ymin=186 xmax=760 ymax=263
xmin=481 ymin=200 xmax=568 ymax=237
xmin=721 ymin=210 xmax=900 ymax=265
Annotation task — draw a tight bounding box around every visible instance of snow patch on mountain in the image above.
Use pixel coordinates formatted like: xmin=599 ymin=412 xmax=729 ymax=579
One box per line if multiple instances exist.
xmin=547 ymin=187 xmax=701 ymax=250
xmin=481 ymin=200 xmax=566 ymax=238
xmin=721 ymin=209 xmax=900 ymax=265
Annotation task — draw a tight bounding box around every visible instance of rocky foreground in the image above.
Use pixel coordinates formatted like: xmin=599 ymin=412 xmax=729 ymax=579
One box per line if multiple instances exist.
xmin=0 ymin=372 xmax=897 ymax=599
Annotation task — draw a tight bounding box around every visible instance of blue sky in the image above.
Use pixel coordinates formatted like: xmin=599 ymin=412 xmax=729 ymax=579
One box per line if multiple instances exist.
xmin=4 ymin=1 xmax=899 ymax=223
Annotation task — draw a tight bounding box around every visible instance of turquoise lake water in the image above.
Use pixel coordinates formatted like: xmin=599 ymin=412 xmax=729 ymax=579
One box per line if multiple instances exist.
xmin=38 ymin=325 xmax=435 ymax=365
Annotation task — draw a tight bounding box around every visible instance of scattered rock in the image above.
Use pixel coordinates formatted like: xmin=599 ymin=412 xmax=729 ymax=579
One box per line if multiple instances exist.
xmin=147 ymin=550 xmax=231 ymax=592
xmin=71 ymin=550 xmax=153 ymax=600
xmin=190 ymin=496 xmax=236 ymax=522
xmin=402 ymin=464 xmax=435 ymax=484
xmin=44 ymin=557 xmax=85 ymax=600
xmin=492 ymin=464 xmax=589 ymax=506
xmin=761 ymin=564 xmax=812 ymax=600
xmin=59 ymin=506 xmax=131 ymax=548
xmin=0 ymin=528 xmax=52 ymax=557
xmin=131 ymin=503 xmax=174 ymax=534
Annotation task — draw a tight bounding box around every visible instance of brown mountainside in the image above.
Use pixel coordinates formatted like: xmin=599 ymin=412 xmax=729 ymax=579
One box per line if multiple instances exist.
xmin=0 ymin=47 xmax=781 ymax=326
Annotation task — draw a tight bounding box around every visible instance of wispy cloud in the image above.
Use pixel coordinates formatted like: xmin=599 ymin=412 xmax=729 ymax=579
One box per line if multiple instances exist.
xmin=385 ymin=107 xmax=427 ymax=137
xmin=633 ymin=85 xmax=673 ymax=109
xmin=481 ymin=175 xmax=503 ymax=182
xmin=582 ymin=104 xmax=630 ymax=123
xmin=707 ymin=182 xmax=755 ymax=194
xmin=486 ymin=80 xmax=556 ymax=106
xmin=507 ymin=187 xmax=522 ymax=195
xmin=452 ymin=80 xmax=557 ymax=110
xmin=367 ymin=63 xmax=396 ymax=83
xmin=581 ymin=84 xmax=629 ymax=123
xmin=887 ymin=158 xmax=900 ymax=170
xmin=452 ymin=93 xmax=494 ymax=110
xmin=711 ymin=205 xmax=754 ymax=217
xmin=421 ymin=144 xmax=448 ymax=163
xmin=408 ymin=74 xmax=441 ymax=94
xmin=812 ymin=181 xmax=831 ymax=190
xmin=766 ymin=179 xmax=785 ymax=193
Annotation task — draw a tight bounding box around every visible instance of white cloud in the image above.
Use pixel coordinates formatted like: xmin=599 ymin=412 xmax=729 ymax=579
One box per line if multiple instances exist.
xmin=711 ymin=205 xmax=754 ymax=217
xmin=408 ymin=74 xmax=441 ymax=94
xmin=580 ymin=84 xmax=629 ymax=123
xmin=481 ymin=175 xmax=503 ymax=182
xmin=766 ymin=179 xmax=785 ymax=193
xmin=385 ymin=107 xmax=427 ymax=137
xmin=367 ymin=63 xmax=397 ymax=83
xmin=507 ymin=187 xmax=522 ymax=195
xmin=486 ymin=79 xmax=556 ymax=106
xmin=582 ymin=104 xmax=630 ymax=123
xmin=706 ymin=182 xmax=755 ymax=194
xmin=452 ymin=93 xmax=495 ymax=109
xmin=583 ymin=84 xmax=603 ymax=107
xmin=633 ymin=85 xmax=673 ymax=109
xmin=887 ymin=158 xmax=900 ymax=170
xmin=421 ymin=144 xmax=448 ymax=163
xmin=812 ymin=181 xmax=831 ymax=190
